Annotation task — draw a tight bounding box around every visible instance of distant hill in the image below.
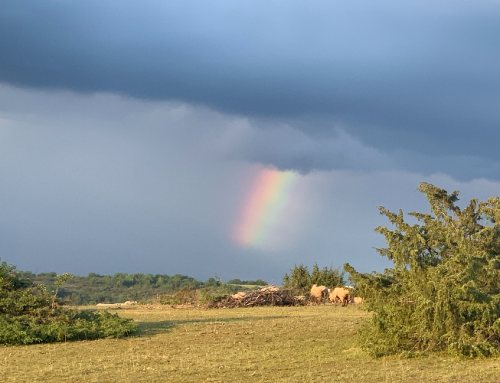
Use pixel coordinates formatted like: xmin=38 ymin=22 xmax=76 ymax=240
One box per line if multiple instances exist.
xmin=18 ymin=271 xmax=267 ymax=305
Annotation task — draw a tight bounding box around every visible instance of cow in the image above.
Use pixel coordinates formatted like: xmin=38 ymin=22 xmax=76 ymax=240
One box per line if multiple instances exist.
xmin=231 ymin=292 xmax=246 ymax=300
xmin=310 ymin=284 xmax=329 ymax=304
xmin=329 ymin=287 xmax=350 ymax=307
xmin=353 ymin=296 xmax=364 ymax=304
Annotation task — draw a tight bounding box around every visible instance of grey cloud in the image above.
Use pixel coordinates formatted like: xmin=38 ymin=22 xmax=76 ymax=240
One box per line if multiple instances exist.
xmin=391 ymin=150 xmax=500 ymax=182
xmin=1 ymin=1 xmax=500 ymax=177
xmin=213 ymin=117 xmax=500 ymax=181
xmin=215 ymin=120 xmax=392 ymax=173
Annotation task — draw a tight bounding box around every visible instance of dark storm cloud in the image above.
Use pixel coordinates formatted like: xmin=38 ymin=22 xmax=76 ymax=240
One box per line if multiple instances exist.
xmin=1 ymin=1 xmax=500 ymax=175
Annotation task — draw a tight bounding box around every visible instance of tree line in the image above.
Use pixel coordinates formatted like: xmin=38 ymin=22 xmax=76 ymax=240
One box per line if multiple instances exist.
xmin=17 ymin=271 xmax=267 ymax=305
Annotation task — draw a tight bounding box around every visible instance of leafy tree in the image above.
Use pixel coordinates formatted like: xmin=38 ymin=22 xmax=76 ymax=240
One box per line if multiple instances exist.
xmin=345 ymin=183 xmax=500 ymax=358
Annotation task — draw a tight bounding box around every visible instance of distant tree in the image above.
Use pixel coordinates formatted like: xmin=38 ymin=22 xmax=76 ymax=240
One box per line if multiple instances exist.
xmin=17 ymin=270 xmax=36 ymax=281
xmin=51 ymin=273 xmax=74 ymax=309
xmin=284 ymin=263 xmax=344 ymax=294
xmin=87 ymin=272 xmax=100 ymax=278
xmin=26 ymin=269 xmax=205 ymax=305
xmin=310 ymin=263 xmax=321 ymax=285
xmin=345 ymin=183 xmax=500 ymax=358
xmin=204 ymin=277 xmax=218 ymax=287
xmin=170 ymin=274 xmax=184 ymax=289
xmin=282 ymin=264 xmax=311 ymax=293
xmin=311 ymin=263 xmax=345 ymax=288
xmin=38 ymin=272 xmax=57 ymax=278
xmin=252 ymin=279 xmax=268 ymax=286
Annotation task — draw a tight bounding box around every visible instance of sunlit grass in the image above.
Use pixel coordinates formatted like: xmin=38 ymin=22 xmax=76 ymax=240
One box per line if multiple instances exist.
xmin=2 ymin=305 xmax=500 ymax=382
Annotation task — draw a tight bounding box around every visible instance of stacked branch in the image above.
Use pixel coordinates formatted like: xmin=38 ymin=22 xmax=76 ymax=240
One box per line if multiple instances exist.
xmin=206 ymin=286 xmax=306 ymax=308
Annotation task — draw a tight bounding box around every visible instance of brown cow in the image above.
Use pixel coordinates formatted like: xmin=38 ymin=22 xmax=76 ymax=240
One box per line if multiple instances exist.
xmin=329 ymin=287 xmax=350 ymax=307
xmin=353 ymin=296 xmax=364 ymax=304
xmin=231 ymin=292 xmax=246 ymax=300
xmin=310 ymin=284 xmax=328 ymax=304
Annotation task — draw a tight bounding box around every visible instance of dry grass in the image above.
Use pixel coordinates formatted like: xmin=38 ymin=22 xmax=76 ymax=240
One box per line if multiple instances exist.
xmin=1 ymin=305 xmax=500 ymax=382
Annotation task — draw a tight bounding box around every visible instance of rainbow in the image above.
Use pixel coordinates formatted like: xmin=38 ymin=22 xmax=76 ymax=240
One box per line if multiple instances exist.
xmin=234 ymin=168 xmax=298 ymax=247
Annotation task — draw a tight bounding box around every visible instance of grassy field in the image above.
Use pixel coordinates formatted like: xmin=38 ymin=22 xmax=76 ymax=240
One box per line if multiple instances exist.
xmin=1 ymin=305 xmax=500 ymax=382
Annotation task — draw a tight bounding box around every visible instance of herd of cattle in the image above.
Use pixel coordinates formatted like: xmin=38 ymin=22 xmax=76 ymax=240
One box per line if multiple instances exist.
xmin=229 ymin=285 xmax=364 ymax=306
xmin=309 ymin=284 xmax=363 ymax=306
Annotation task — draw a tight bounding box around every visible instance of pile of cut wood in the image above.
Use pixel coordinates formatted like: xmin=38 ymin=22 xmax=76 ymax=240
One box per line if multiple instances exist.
xmin=206 ymin=286 xmax=306 ymax=308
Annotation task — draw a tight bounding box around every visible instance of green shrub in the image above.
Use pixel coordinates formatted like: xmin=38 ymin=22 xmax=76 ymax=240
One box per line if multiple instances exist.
xmin=198 ymin=283 xmax=234 ymax=304
xmin=198 ymin=290 xmax=228 ymax=305
xmin=171 ymin=285 xmax=199 ymax=304
xmin=0 ymin=259 xmax=137 ymax=346
xmin=154 ymin=279 xmax=240 ymax=305
xmin=345 ymin=183 xmax=500 ymax=358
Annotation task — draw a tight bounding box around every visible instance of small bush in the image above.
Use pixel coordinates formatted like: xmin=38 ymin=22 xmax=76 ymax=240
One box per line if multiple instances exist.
xmin=198 ymin=283 xmax=235 ymax=305
xmin=0 ymin=259 xmax=137 ymax=346
xmin=198 ymin=290 xmax=228 ymax=305
xmin=164 ymin=286 xmax=199 ymax=305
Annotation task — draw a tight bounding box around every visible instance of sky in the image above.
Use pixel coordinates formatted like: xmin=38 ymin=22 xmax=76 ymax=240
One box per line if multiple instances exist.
xmin=1 ymin=1 xmax=500 ymax=283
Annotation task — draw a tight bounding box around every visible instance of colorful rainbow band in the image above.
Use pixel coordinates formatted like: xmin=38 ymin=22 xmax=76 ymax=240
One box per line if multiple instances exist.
xmin=235 ymin=168 xmax=297 ymax=247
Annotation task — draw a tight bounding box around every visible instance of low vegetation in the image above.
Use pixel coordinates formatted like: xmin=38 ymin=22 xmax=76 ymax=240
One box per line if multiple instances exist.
xmin=0 ymin=260 xmax=137 ymax=346
xmin=19 ymin=271 xmax=268 ymax=305
xmin=346 ymin=182 xmax=500 ymax=358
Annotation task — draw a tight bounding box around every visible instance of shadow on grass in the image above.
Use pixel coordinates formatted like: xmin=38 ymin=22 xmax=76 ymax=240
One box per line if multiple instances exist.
xmin=136 ymin=315 xmax=288 ymax=337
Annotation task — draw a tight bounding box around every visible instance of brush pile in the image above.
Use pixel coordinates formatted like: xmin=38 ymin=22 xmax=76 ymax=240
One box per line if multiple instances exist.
xmin=206 ymin=286 xmax=306 ymax=308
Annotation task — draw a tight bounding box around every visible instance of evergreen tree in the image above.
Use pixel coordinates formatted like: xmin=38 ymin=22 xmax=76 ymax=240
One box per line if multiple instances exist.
xmin=311 ymin=263 xmax=345 ymax=287
xmin=310 ymin=263 xmax=320 ymax=284
xmin=283 ymin=263 xmax=344 ymax=294
xmin=290 ymin=263 xmax=311 ymax=293
xmin=345 ymin=183 xmax=500 ymax=358
xmin=282 ymin=272 xmax=291 ymax=287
